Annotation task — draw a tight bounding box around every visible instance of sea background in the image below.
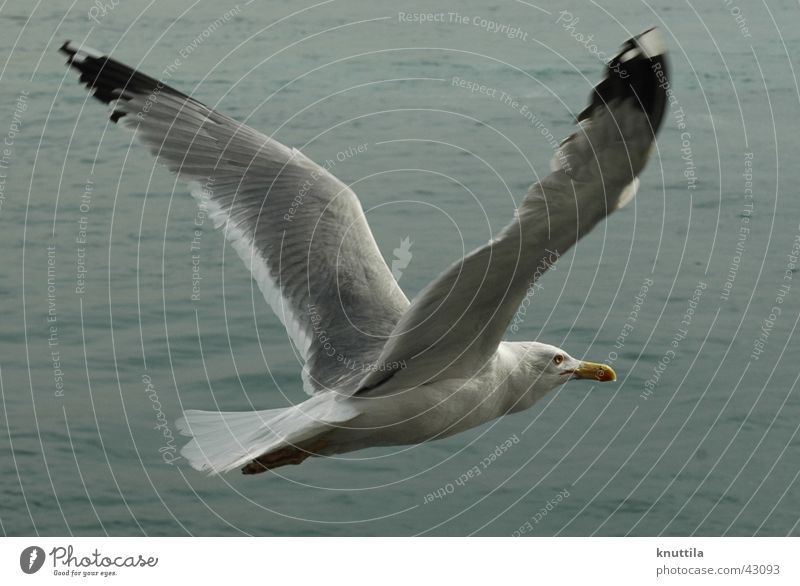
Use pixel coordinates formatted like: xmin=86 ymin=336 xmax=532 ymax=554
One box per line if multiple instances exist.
xmin=1 ymin=0 xmax=799 ymax=536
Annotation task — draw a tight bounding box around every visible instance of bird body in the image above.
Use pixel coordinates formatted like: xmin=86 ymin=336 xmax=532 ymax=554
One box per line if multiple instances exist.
xmin=60 ymin=27 xmax=667 ymax=476
xmin=178 ymin=341 xmax=613 ymax=473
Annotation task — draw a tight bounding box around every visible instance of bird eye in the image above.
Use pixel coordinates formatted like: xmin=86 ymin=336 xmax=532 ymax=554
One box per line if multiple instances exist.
xmin=553 ymin=354 xmax=564 ymax=365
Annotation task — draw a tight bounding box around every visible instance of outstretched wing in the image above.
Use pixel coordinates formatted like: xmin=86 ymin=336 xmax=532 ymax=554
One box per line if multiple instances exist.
xmin=356 ymin=28 xmax=668 ymax=393
xmin=60 ymin=42 xmax=409 ymax=394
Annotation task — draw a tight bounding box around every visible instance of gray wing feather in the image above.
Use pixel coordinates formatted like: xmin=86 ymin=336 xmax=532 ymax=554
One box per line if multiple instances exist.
xmin=356 ymin=28 xmax=668 ymax=394
xmin=60 ymin=42 xmax=409 ymax=395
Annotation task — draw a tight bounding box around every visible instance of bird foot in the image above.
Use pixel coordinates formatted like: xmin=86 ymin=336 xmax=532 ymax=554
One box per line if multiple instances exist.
xmin=241 ymin=445 xmax=313 ymax=475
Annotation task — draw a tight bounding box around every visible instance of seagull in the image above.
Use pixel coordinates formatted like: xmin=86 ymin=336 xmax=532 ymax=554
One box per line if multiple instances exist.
xmin=60 ymin=28 xmax=668 ymax=475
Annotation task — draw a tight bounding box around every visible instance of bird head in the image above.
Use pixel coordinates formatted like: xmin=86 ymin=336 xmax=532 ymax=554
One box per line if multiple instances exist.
xmin=524 ymin=342 xmax=616 ymax=390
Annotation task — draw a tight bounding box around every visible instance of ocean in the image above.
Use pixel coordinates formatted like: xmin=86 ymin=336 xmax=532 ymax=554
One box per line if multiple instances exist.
xmin=1 ymin=0 xmax=799 ymax=536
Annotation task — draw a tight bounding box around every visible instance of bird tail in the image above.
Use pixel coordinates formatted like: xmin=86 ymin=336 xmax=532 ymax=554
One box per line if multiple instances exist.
xmin=175 ymin=395 xmax=359 ymax=475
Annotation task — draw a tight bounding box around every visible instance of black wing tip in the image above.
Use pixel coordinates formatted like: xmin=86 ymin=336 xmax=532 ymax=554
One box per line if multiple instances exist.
xmin=631 ymin=27 xmax=667 ymax=59
xmin=612 ymin=27 xmax=668 ymax=71
xmin=60 ymin=40 xmax=125 ymax=108
xmin=59 ymin=40 xmax=75 ymax=57
xmin=578 ymin=27 xmax=669 ymax=131
xmin=59 ymin=40 xmax=105 ymax=64
xmin=59 ymin=40 xmax=81 ymax=67
xmin=59 ymin=40 xmax=191 ymax=121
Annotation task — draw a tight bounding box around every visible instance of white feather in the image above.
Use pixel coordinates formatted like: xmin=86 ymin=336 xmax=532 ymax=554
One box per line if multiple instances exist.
xmin=616 ymin=177 xmax=640 ymax=209
xmin=176 ymin=394 xmax=360 ymax=474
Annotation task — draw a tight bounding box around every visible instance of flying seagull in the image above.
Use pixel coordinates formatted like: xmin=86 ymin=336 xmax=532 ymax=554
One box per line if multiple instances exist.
xmin=60 ymin=28 xmax=667 ymax=475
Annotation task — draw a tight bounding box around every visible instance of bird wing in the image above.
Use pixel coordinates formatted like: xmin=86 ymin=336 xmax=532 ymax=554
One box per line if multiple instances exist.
xmin=355 ymin=28 xmax=668 ymax=394
xmin=60 ymin=42 xmax=409 ymax=395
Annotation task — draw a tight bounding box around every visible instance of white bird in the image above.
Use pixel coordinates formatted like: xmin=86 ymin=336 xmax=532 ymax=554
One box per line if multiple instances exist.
xmin=60 ymin=28 xmax=668 ymax=475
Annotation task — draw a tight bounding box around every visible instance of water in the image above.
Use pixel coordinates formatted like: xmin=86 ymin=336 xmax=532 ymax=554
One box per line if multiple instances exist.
xmin=1 ymin=0 xmax=799 ymax=536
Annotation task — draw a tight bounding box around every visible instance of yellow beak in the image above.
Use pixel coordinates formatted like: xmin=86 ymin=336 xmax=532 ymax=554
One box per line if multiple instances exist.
xmin=572 ymin=361 xmax=617 ymax=382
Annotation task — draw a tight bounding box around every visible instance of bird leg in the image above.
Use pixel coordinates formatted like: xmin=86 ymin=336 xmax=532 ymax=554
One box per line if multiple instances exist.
xmin=241 ymin=438 xmax=328 ymax=475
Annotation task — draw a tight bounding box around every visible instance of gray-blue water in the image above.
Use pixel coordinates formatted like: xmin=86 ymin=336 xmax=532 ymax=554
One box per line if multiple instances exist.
xmin=1 ymin=0 xmax=799 ymax=536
